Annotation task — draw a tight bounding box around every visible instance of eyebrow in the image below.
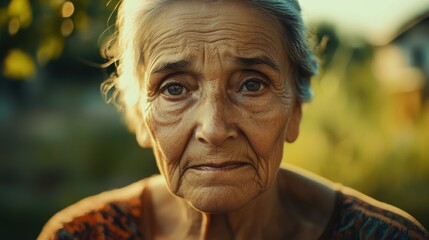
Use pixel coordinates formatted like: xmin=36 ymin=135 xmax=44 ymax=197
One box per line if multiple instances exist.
xmin=235 ymin=56 xmax=280 ymax=72
xmin=153 ymin=60 xmax=190 ymax=74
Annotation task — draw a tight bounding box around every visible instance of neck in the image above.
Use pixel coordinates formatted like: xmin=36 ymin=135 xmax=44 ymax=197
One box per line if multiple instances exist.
xmin=175 ymin=177 xmax=294 ymax=240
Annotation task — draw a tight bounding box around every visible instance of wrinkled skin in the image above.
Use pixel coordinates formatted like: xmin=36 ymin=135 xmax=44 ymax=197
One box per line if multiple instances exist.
xmin=134 ymin=1 xmax=333 ymax=239
xmin=141 ymin=0 xmax=299 ymax=213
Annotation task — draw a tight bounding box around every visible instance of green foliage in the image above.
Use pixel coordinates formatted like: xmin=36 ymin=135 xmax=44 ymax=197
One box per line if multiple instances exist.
xmin=284 ymin=26 xmax=429 ymax=227
xmin=1 ymin=0 xmax=120 ymax=79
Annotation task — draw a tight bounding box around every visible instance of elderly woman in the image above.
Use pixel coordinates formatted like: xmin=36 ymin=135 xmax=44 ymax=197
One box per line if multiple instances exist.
xmin=39 ymin=0 xmax=428 ymax=239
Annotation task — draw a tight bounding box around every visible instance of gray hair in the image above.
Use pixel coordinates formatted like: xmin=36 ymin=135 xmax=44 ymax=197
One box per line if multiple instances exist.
xmin=248 ymin=0 xmax=317 ymax=101
xmin=102 ymin=0 xmax=317 ymax=133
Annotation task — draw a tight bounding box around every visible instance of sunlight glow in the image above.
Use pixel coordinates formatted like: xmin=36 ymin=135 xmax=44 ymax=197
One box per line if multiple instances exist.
xmin=300 ymin=0 xmax=429 ymax=44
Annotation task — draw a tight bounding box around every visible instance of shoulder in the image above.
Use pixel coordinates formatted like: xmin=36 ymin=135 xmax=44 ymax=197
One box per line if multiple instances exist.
xmin=322 ymin=186 xmax=429 ymax=240
xmin=278 ymin=165 xmax=428 ymax=239
xmin=37 ymin=178 xmax=151 ymax=240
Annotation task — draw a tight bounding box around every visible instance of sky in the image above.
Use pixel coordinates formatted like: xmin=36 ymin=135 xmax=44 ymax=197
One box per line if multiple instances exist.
xmin=299 ymin=0 xmax=429 ymax=45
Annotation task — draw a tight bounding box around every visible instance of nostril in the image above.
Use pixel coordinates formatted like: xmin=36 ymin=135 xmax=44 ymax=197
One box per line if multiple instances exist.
xmin=195 ymin=121 xmax=237 ymax=146
xmin=196 ymin=134 xmax=209 ymax=144
xmin=194 ymin=102 xmax=238 ymax=145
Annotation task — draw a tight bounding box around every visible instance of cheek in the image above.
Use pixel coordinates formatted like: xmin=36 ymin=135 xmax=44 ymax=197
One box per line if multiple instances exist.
xmin=240 ymin=102 xmax=290 ymax=184
xmin=243 ymin=95 xmax=291 ymax=153
xmin=145 ymin=100 xmax=193 ymax=191
xmin=146 ymin=98 xmax=190 ymax=159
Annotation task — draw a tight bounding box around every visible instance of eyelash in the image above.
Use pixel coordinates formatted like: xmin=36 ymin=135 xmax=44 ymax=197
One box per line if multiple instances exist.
xmin=240 ymin=72 xmax=270 ymax=90
xmin=160 ymin=80 xmax=187 ymax=92
xmin=158 ymin=72 xmax=186 ymax=91
xmin=245 ymin=77 xmax=269 ymax=85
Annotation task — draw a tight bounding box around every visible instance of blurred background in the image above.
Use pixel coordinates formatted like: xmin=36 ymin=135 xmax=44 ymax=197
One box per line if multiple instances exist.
xmin=0 ymin=0 xmax=428 ymax=239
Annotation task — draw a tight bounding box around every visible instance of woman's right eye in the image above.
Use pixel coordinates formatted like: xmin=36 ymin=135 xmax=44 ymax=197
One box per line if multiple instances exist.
xmin=162 ymin=82 xmax=187 ymax=96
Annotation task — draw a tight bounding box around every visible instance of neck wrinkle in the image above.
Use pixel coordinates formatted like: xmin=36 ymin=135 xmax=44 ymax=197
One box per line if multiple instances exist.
xmin=228 ymin=178 xmax=285 ymax=239
xmin=201 ymin=214 xmax=234 ymax=240
xmin=179 ymin=200 xmax=204 ymax=238
xmin=179 ymin=176 xmax=293 ymax=239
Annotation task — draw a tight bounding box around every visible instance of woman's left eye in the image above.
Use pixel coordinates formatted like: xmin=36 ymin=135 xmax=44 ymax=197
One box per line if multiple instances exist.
xmin=241 ymin=79 xmax=265 ymax=92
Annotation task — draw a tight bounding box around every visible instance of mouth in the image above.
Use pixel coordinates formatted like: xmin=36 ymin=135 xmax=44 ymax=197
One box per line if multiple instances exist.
xmin=190 ymin=162 xmax=248 ymax=171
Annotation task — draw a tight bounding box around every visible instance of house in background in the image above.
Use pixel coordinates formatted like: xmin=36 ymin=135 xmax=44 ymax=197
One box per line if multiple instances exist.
xmin=373 ymin=10 xmax=429 ymax=123
xmin=393 ymin=12 xmax=429 ymax=97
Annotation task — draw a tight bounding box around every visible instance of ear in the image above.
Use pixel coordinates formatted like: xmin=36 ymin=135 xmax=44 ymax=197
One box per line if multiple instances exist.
xmin=285 ymin=101 xmax=302 ymax=143
xmin=134 ymin=95 xmax=153 ymax=148
xmin=136 ymin=121 xmax=152 ymax=148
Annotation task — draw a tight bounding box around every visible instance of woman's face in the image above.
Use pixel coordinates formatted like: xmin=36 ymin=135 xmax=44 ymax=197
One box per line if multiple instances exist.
xmin=139 ymin=0 xmax=301 ymax=213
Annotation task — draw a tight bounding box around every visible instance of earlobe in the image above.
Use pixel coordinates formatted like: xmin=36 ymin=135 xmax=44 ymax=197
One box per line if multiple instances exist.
xmin=134 ymin=97 xmax=153 ymax=148
xmin=135 ymin=106 xmax=152 ymax=148
xmin=285 ymin=101 xmax=302 ymax=143
xmin=136 ymin=122 xmax=152 ymax=148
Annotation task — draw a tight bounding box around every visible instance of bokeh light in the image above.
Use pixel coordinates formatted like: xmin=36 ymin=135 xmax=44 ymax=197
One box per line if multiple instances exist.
xmin=61 ymin=1 xmax=75 ymax=18
xmin=61 ymin=18 xmax=74 ymax=37
xmin=8 ymin=18 xmax=20 ymax=35
xmin=6 ymin=0 xmax=32 ymax=28
xmin=3 ymin=49 xmax=36 ymax=79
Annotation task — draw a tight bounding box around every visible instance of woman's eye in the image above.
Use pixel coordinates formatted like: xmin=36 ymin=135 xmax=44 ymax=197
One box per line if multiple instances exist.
xmin=241 ymin=79 xmax=265 ymax=92
xmin=163 ymin=83 xmax=186 ymax=96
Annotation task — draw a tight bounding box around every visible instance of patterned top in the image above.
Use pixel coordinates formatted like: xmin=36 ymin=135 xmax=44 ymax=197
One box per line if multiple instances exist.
xmin=319 ymin=189 xmax=428 ymax=239
xmin=38 ymin=180 xmax=429 ymax=240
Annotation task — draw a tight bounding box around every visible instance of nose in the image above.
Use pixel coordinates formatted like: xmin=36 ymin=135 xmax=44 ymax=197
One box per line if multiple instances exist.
xmin=194 ymin=95 xmax=238 ymax=146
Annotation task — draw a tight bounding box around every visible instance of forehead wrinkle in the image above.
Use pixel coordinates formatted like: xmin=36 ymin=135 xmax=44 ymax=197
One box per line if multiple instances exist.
xmin=142 ymin=7 xmax=284 ymax=54
xmin=139 ymin=1 xmax=289 ymax=66
xmin=164 ymin=19 xmax=279 ymax=37
xmin=147 ymin=40 xmax=282 ymax=72
xmin=145 ymin=29 xmax=284 ymax=68
xmin=147 ymin=23 xmax=282 ymax=51
xmin=155 ymin=0 xmax=277 ymax=28
xmin=141 ymin=2 xmax=289 ymax=79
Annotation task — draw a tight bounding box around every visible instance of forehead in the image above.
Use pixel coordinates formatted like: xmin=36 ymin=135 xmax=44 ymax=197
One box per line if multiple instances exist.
xmin=140 ymin=0 xmax=287 ymax=69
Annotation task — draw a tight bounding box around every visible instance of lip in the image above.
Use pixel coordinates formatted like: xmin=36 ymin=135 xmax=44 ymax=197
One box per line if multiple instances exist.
xmin=189 ymin=162 xmax=249 ymax=171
